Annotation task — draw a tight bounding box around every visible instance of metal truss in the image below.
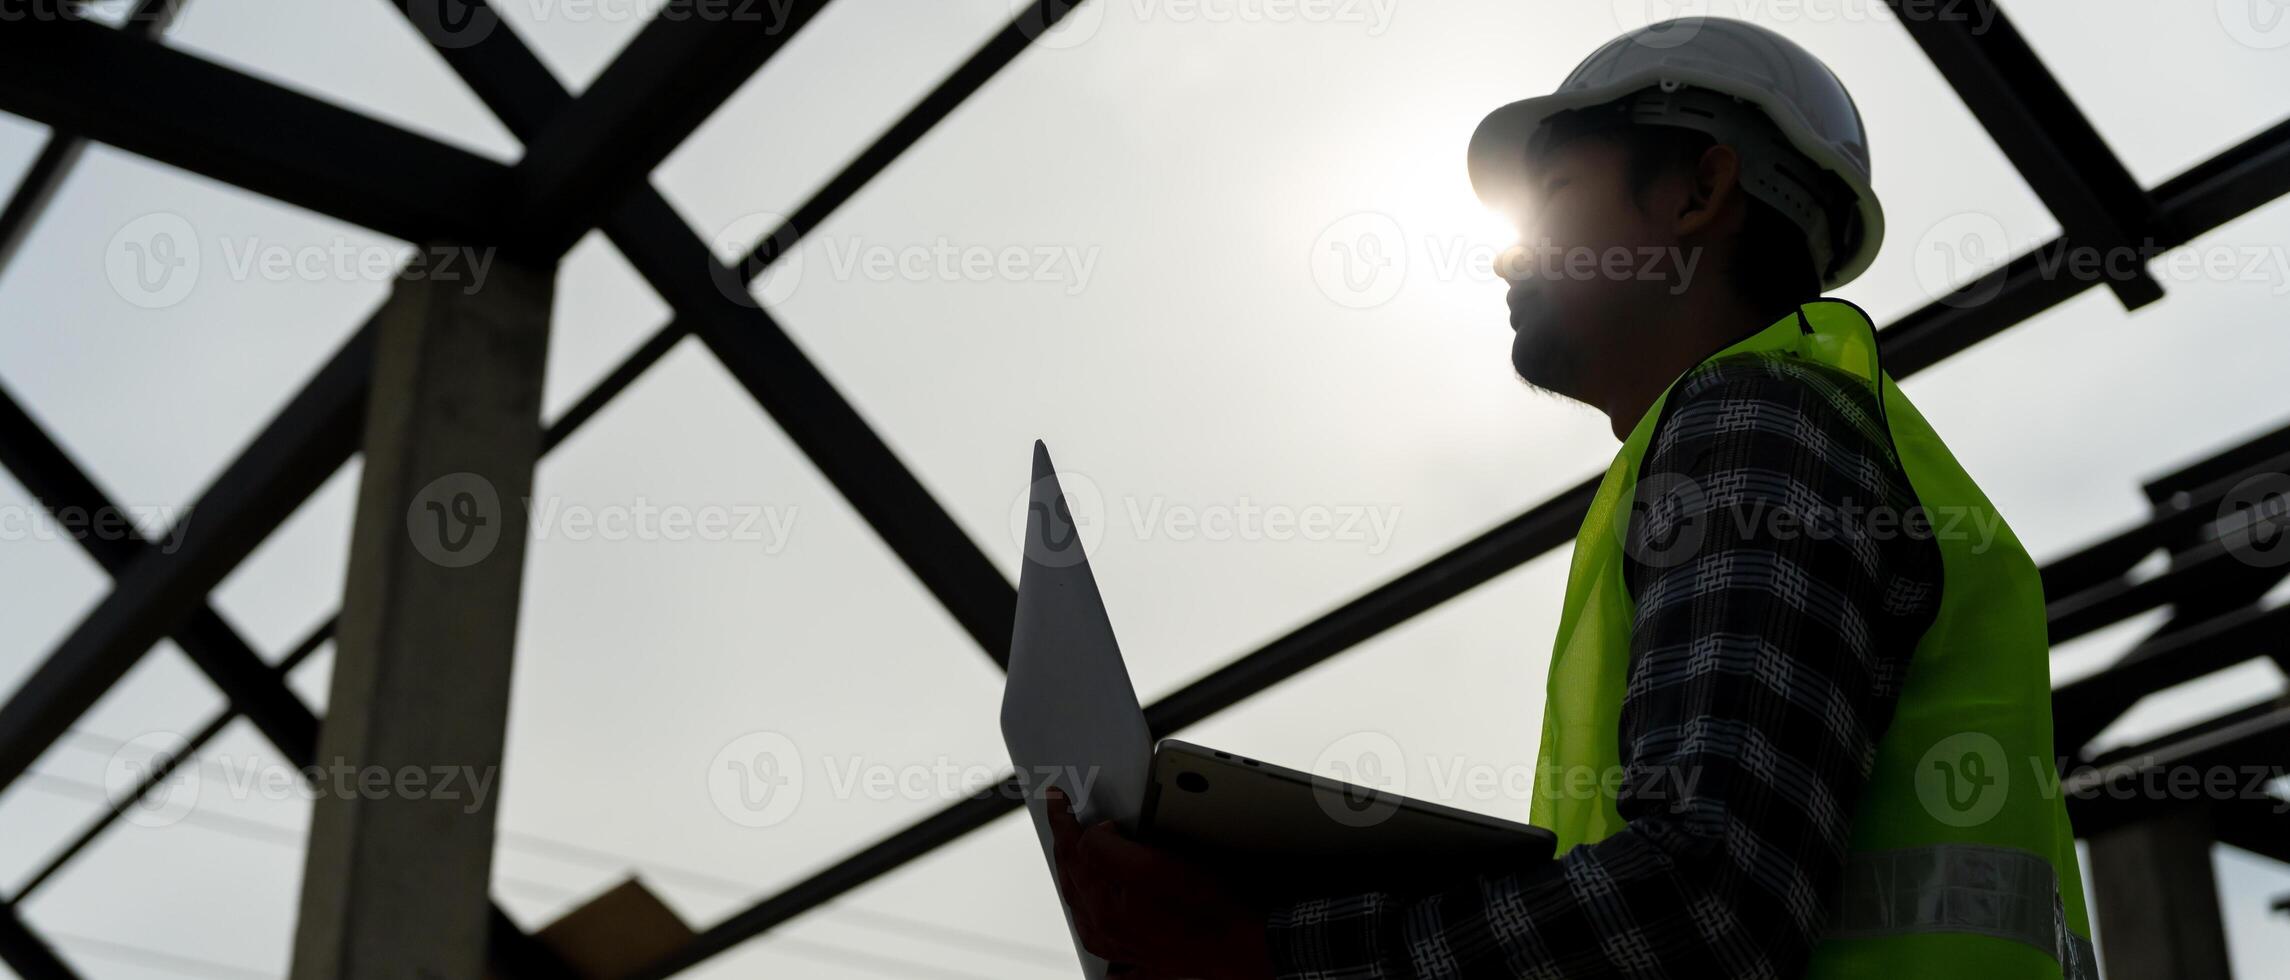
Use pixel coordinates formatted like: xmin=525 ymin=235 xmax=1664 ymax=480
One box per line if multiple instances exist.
xmin=0 ymin=0 xmax=2282 ymax=975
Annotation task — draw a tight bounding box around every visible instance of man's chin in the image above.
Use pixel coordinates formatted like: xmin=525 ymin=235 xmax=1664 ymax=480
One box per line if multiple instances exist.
xmin=1509 ymin=326 xmax=1581 ymax=400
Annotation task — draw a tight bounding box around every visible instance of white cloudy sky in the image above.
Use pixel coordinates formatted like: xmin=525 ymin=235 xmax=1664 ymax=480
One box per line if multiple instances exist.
xmin=1 ymin=0 xmax=2287 ymax=977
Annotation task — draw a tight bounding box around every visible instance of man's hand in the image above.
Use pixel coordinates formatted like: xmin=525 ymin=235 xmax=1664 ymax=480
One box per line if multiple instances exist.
xmin=1043 ymin=785 xmax=1276 ymax=980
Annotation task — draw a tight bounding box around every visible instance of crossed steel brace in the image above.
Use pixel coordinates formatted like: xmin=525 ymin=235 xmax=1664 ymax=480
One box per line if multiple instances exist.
xmin=0 ymin=0 xmax=2284 ymax=976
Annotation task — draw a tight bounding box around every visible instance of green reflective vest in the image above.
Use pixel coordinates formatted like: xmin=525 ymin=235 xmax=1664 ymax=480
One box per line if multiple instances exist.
xmin=1529 ymin=298 xmax=2095 ymax=979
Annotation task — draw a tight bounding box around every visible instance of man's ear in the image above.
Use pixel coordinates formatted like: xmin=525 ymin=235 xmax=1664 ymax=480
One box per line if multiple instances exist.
xmin=1673 ymin=143 xmax=1743 ymax=239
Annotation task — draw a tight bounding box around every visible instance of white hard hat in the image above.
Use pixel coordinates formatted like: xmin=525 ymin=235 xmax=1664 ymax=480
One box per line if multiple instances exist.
xmin=1468 ymin=17 xmax=1884 ymax=290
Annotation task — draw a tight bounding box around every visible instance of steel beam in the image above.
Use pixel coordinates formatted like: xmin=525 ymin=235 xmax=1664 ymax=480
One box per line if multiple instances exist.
xmin=2040 ymin=416 xmax=2290 ymax=753
xmin=0 ymin=0 xmax=1087 ymax=845
xmin=2151 ymin=115 xmax=2290 ymax=244
xmin=1883 ymin=0 xmax=2165 ymax=308
xmin=0 ymin=381 xmax=323 ymax=772
xmin=2141 ymin=422 xmax=2290 ymax=508
xmin=626 ymin=781 xmax=1019 ymax=978
xmin=392 ymin=0 xmax=1017 ymax=660
xmin=2046 ymin=530 xmax=2288 ymax=645
xmin=0 ymin=327 xmax=372 ymax=798
xmin=11 ymin=621 xmax=331 ymax=901
xmin=728 ymin=0 xmax=1098 ymax=280
xmin=2214 ymin=795 xmax=2290 ymax=867
xmin=1879 ymin=114 xmax=2290 ymax=378
xmin=0 ymin=900 xmax=76 ymax=980
xmin=2040 ymin=447 xmax=2290 ymax=602
xmin=0 ymin=18 xmax=513 ymax=249
xmin=2065 ymin=703 xmax=2290 ymax=837
xmin=0 ymin=0 xmax=183 ymax=277
xmin=613 ymin=199 xmax=1021 ymax=658
xmin=0 ymin=371 xmax=562 ymax=978
xmin=508 ymin=0 xmax=834 ymax=254
xmin=2052 ymin=602 xmax=2290 ymax=755
xmin=0 ymin=138 xmax=84 ymax=285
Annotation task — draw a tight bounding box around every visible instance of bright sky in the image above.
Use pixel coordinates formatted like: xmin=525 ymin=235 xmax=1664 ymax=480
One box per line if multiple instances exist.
xmin=2 ymin=1 xmax=2288 ymax=977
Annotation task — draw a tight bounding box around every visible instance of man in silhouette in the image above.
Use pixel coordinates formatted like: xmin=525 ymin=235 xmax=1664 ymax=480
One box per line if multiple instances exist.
xmin=1048 ymin=17 xmax=2091 ymax=980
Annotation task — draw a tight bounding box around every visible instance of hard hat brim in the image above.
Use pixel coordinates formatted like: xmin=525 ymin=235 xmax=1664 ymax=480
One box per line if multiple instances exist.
xmin=1468 ymin=73 xmax=1885 ymax=291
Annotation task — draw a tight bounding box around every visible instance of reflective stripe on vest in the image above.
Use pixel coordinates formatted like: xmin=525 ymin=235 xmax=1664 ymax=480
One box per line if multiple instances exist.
xmin=1830 ymin=844 xmax=2097 ymax=980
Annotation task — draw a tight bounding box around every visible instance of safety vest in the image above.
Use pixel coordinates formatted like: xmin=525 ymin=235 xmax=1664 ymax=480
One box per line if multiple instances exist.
xmin=1529 ymin=299 xmax=2095 ymax=979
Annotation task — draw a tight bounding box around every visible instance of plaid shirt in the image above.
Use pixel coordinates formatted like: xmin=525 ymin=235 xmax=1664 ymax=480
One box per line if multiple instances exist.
xmin=1266 ymin=351 xmax=1945 ymax=979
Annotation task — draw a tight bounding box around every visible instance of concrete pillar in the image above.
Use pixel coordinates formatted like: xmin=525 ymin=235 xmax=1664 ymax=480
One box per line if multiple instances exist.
xmin=290 ymin=251 xmax=553 ymax=980
xmin=2088 ymin=804 xmax=2235 ymax=980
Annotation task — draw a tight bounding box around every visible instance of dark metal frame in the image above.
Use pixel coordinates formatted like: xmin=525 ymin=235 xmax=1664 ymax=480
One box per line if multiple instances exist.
xmin=0 ymin=0 xmax=2282 ymax=975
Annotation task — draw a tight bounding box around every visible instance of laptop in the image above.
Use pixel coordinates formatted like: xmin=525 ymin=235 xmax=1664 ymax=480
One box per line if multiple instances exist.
xmin=1001 ymin=441 xmax=1553 ymax=974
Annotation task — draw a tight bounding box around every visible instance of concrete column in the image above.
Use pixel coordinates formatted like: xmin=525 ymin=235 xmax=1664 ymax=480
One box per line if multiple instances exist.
xmin=290 ymin=252 xmax=553 ymax=980
xmin=2088 ymin=804 xmax=2235 ymax=980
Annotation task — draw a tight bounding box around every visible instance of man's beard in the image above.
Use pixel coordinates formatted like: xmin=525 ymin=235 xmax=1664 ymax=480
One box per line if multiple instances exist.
xmin=1510 ymin=317 xmax=1589 ymax=403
